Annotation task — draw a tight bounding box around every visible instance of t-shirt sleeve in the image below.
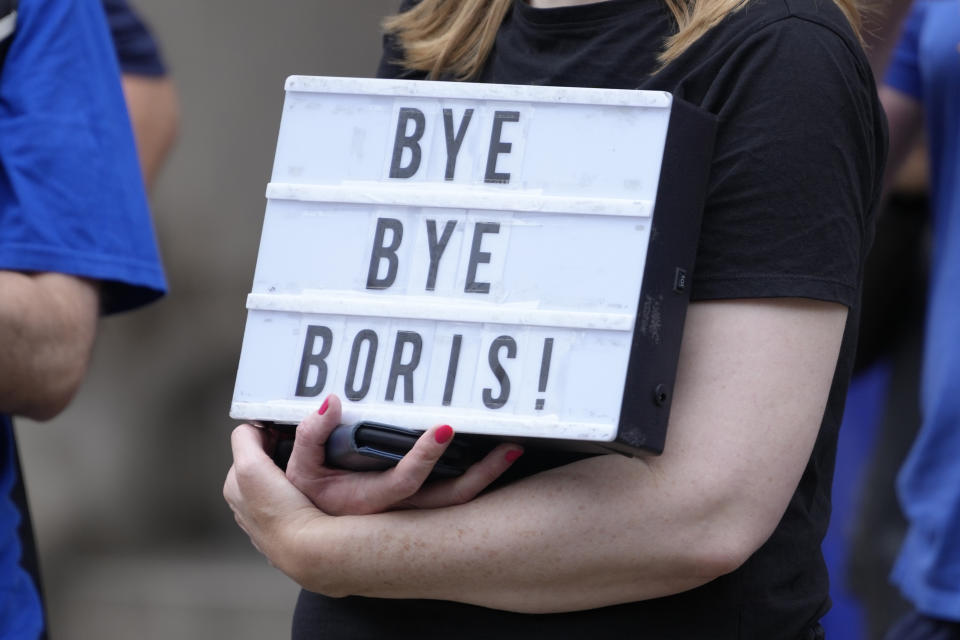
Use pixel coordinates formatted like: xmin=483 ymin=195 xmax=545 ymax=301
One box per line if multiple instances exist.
xmin=689 ymin=17 xmax=885 ymax=307
xmin=0 ymin=0 xmax=166 ymax=313
xmin=101 ymin=0 xmax=168 ymax=77
xmin=884 ymin=1 xmax=926 ymax=100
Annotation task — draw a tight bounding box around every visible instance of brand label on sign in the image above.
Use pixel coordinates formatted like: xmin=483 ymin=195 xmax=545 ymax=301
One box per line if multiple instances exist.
xmin=232 ymin=76 xmax=676 ymax=442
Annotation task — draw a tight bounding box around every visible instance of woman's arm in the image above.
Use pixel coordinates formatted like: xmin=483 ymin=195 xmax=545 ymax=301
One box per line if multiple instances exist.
xmin=225 ymin=297 xmax=846 ymax=612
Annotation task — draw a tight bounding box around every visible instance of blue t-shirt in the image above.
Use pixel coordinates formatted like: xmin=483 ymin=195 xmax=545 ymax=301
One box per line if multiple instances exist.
xmin=0 ymin=0 xmax=167 ymax=636
xmin=885 ymin=0 xmax=960 ymax=622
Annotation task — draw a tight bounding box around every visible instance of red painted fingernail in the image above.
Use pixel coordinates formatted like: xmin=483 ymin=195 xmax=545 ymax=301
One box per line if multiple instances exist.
xmin=435 ymin=425 xmax=453 ymax=444
xmin=318 ymin=397 xmax=330 ymax=415
xmin=505 ymin=450 xmax=523 ymax=463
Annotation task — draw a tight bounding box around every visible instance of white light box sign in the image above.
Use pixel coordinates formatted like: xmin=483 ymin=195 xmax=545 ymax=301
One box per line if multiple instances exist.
xmin=232 ymin=76 xmax=716 ymax=455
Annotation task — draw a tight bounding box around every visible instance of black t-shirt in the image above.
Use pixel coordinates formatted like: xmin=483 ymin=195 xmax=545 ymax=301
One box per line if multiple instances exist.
xmin=293 ymin=0 xmax=886 ymax=638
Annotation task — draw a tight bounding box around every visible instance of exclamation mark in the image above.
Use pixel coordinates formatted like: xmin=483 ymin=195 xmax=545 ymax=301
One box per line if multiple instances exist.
xmin=535 ymin=338 xmax=554 ymax=410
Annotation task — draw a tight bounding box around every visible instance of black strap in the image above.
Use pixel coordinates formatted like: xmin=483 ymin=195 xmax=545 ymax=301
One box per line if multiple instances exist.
xmin=0 ymin=0 xmax=18 ymax=66
xmin=10 ymin=431 xmax=50 ymax=640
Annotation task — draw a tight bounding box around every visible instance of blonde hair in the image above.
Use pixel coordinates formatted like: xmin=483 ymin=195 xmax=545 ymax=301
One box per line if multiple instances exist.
xmin=383 ymin=0 xmax=862 ymax=79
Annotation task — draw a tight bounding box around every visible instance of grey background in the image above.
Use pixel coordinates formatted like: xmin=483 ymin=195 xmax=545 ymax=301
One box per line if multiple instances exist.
xmin=17 ymin=1 xmax=395 ymax=637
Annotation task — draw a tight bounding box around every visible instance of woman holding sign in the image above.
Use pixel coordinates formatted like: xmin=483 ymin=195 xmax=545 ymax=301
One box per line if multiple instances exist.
xmin=224 ymin=0 xmax=886 ymax=637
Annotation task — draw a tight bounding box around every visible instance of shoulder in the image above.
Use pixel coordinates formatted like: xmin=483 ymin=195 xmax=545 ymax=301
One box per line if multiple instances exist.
xmin=679 ymin=0 xmax=870 ymax=84
xmin=665 ymin=1 xmax=886 ymax=307
xmin=780 ymin=0 xmax=863 ymax=49
xmin=723 ymin=0 xmax=863 ymax=50
xmin=653 ymin=0 xmax=878 ymax=119
xmin=717 ymin=1 xmax=884 ymax=157
xmin=728 ymin=0 xmax=870 ymax=83
xmin=668 ymin=0 xmax=884 ymax=151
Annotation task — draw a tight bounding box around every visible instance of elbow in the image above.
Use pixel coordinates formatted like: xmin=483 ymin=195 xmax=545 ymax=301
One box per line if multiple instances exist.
xmin=691 ymin=532 xmax=758 ymax=581
xmin=32 ymin=382 xmax=84 ymax=421
xmin=0 ymin=272 xmax=99 ymax=421
xmin=689 ymin=504 xmax=782 ymax=582
xmin=23 ymin=398 xmax=71 ymax=423
xmin=652 ymin=531 xmax=762 ymax=593
xmin=665 ymin=490 xmax=781 ymax=585
xmin=18 ymin=361 xmax=89 ymax=421
xmin=15 ymin=329 xmax=95 ymax=420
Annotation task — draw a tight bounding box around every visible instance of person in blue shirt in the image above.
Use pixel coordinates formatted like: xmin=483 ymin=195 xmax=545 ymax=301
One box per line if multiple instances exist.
xmin=880 ymin=1 xmax=960 ymax=637
xmin=0 ymin=0 xmax=167 ymax=637
xmin=102 ymin=0 xmax=179 ymax=191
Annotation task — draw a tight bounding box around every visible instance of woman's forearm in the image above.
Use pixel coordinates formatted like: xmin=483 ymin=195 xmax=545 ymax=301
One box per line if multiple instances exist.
xmin=285 ymin=453 xmax=745 ymax=612
xmin=230 ymin=299 xmax=845 ymax=612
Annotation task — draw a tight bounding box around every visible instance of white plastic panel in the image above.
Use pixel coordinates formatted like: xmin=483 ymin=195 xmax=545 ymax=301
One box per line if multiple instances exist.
xmin=232 ymin=77 xmax=674 ymax=442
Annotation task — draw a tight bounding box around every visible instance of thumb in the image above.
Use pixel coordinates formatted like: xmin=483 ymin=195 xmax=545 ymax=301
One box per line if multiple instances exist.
xmin=286 ymin=395 xmax=342 ymax=485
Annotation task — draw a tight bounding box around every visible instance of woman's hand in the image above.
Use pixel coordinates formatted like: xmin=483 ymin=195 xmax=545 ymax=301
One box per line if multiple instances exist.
xmin=224 ymin=395 xmax=523 ymax=580
xmin=283 ymin=395 xmax=523 ymax=515
xmin=223 ymin=423 xmax=322 ymax=569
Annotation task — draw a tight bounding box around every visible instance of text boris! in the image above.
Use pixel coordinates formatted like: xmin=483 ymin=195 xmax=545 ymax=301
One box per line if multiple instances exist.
xmin=295 ymin=326 xmax=555 ymax=411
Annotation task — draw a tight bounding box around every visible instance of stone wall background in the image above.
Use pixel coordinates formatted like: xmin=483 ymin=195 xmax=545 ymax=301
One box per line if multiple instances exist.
xmin=16 ymin=2 xmax=395 ymax=637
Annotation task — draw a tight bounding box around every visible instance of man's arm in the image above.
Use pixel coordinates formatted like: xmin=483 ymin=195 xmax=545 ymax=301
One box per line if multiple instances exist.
xmin=0 ymin=271 xmax=99 ymax=420
xmin=226 ymin=297 xmax=846 ymax=612
xmin=101 ymin=0 xmax=180 ymax=190
xmin=121 ymin=74 xmax=179 ymax=191
xmin=881 ymin=85 xmax=924 ymax=187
